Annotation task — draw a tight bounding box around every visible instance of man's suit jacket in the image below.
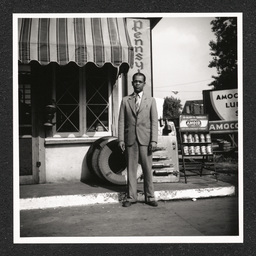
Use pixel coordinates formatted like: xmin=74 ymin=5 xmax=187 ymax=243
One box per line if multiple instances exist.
xmin=118 ymin=93 xmax=158 ymax=146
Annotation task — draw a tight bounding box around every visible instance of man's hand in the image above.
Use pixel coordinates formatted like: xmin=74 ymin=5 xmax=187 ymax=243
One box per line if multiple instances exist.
xmin=119 ymin=141 xmax=126 ymax=153
xmin=148 ymin=141 xmax=157 ymax=153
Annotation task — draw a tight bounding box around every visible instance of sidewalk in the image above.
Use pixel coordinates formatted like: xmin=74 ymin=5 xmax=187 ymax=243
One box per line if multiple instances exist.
xmin=19 ymin=170 xmax=236 ymax=210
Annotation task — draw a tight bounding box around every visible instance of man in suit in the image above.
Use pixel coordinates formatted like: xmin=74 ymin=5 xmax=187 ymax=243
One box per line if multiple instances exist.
xmin=118 ymin=72 xmax=158 ymax=207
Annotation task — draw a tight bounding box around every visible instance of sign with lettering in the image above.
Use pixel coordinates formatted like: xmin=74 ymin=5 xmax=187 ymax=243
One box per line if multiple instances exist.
xmin=126 ymin=18 xmax=151 ymax=96
xmin=209 ymin=120 xmax=238 ymax=133
xmin=210 ymin=89 xmax=238 ymax=121
xmin=179 ymin=115 xmax=209 ymax=131
xmin=203 ymin=89 xmax=238 ymax=133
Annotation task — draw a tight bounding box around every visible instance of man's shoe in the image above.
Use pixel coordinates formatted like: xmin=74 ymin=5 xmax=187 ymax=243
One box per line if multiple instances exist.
xmin=122 ymin=201 xmax=137 ymax=207
xmin=146 ymin=201 xmax=158 ymax=207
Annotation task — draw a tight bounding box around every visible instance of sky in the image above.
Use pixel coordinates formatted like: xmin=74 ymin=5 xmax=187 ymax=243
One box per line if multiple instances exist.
xmin=152 ymin=17 xmax=218 ymax=108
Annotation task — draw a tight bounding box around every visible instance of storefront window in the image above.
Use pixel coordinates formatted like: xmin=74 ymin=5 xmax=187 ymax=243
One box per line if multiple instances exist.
xmin=86 ymin=68 xmax=109 ymax=132
xmin=18 ymin=63 xmax=114 ymax=140
xmin=55 ymin=64 xmax=80 ymax=133
xmin=54 ymin=63 xmax=111 ymax=137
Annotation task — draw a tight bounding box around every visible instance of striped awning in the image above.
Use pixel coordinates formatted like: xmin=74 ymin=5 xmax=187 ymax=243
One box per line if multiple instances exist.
xmin=18 ymin=18 xmax=134 ymax=68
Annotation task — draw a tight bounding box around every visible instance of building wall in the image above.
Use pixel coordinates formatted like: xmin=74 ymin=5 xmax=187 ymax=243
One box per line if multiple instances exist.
xmin=41 ymin=74 xmax=124 ymax=183
xmin=45 ymin=142 xmax=92 ymax=183
xmin=18 ymin=17 xmax=159 ymax=185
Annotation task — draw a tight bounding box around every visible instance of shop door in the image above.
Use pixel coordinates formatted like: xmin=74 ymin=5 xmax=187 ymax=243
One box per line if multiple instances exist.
xmin=19 ymin=67 xmax=39 ymax=184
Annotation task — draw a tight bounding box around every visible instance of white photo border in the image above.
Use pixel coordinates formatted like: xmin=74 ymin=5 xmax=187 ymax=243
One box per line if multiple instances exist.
xmin=13 ymin=12 xmax=243 ymax=244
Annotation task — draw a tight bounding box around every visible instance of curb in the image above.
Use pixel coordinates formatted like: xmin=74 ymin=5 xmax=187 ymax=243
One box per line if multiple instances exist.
xmin=20 ymin=185 xmax=235 ymax=210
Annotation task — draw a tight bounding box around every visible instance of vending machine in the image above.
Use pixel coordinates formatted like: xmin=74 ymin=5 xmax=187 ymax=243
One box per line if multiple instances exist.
xmin=138 ymin=120 xmax=180 ymax=183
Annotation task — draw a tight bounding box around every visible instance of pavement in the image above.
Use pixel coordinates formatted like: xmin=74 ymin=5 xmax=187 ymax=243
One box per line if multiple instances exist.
xmin=17 ymin=159 xmax=241 ymax=241
xmin=19 ymin=168 xmax=238 ymax=211
xmin=19 ymin=197 xmax=240 ymax=239
xmin=17 ymin=166 xmax=240 ymax=240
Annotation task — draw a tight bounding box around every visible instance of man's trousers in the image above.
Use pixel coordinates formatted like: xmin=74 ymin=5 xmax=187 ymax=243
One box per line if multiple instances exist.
xmin=126 ymin=140 xmax=155 ymax=202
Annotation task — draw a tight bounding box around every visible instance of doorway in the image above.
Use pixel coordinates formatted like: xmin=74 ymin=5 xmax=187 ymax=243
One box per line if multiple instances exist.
xmin=19 ymin=65 xmax=39 ymax=184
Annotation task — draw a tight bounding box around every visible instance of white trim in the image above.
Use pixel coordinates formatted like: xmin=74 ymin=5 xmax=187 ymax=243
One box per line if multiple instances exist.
xmin=237 ymin=13 xmax=244 ymax=242
xmin=14 ymin=13 xmax=243 ymax=19
xmin=13 ymin=15 xmax=20 ymax=243
xmin=45 ymin=137 xmax=100 ymax=145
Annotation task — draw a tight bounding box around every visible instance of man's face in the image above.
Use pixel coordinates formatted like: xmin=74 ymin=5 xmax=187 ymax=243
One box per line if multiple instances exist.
xmin=132 ymin=75 xmax=145 ymax=94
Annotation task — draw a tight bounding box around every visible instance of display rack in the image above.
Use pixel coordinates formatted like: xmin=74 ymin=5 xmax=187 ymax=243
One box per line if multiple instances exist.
xmin=179 ymin=115 xmax=217 ymax=183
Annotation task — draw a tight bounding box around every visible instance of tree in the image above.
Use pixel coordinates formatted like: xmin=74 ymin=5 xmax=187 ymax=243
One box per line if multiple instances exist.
xmin=208 ymin=17 xmax=237 ymax=90
xmin=163 ymin=96 xmax=182 ymax=121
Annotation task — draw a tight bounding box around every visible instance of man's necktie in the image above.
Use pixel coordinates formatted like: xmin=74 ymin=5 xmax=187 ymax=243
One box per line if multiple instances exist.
xmin=135 ymin=94 xmax=140 ymax=114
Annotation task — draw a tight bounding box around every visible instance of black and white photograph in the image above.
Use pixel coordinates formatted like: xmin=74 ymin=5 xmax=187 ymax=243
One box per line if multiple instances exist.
xmin=13 ymin=13 xmax=242 ymax=243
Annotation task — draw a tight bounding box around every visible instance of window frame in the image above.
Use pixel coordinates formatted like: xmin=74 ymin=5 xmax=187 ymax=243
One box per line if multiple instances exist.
xmin=52 ymin=64 xmax=112 ymax=138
